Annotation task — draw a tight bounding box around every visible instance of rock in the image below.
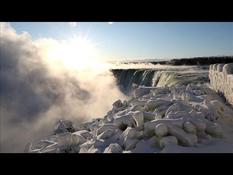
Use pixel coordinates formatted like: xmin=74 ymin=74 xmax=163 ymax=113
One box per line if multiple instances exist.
xmin=87 ymin=146 xmax=101 ymax=153
xmin=130 ymin=99 xmax=147 ymax=106
xmin=181 ymin=91 xmax=203 ymax=102
xmin=114 ymin=113 xmax=135 ymax=130
xmin=97 ymin=129 xmax=115 ymax=140
xmin=167 ymin=124 xmax=198 ymax=147
xmin=144 ymin=118 xmax=184 ymax=138
xmin=145 ymin=99 xmax=172 ymax=112
xmin=113 ymin=100 xmax=123 ymax=109
xmin=96 ymin=124 xmax=117 ymax=135
xmin=151 ymin=87 xmax=170 ymax=96
xmin=132 ymin=111 xmax=144 ymax=129
xmin=104 ymin=143 xmax=122 ymax=153
xmin=71 ymin=132 xmax=87 ymax=145
xmin=79 ymin=142 xmax=93 ymax=153
xmin=120 ymin=127 xmax=143 ymax=140
xmin=56 ymin=133 xmax=74 ymax=146
xmin=79 ymin=139 xmax=105 ymax=153
xmin=119 ymin=127 xmax=142 ymax=150
xmin=130 ymin=105 xmax=144 ymax=112
xmin=133 ymin=87 xmax=151 ymax=98
xmin=189 ymin=117 xmax=206 ymax=132
xmin=124 ymin=139 xmax=139 ymax=150
xmin=28 ymin=140 xmax=58 ymax=153
xmin=166 ymin=111 xmax=190 ymax=119
xmin=165 ymin=101 xmax=191 ymax=116
xmin=143 ymin=112 xmax=155 ymax=121
xmin=54 ymin=120 xmax=75 ymax=134
xmin=73 ymin=130 xmax=92 ymax=139
xmin=147 ymin=136 xmax=159 ymax=147
xmin=154 ymin=123 xmax=168 ymax=137
xmin=159 ymin=136 xmax=178 ymax=148
xmin=183 ymin=121 xmax=196 ymax=134
xmin=205 ymin=123 xmax=223 ymax=137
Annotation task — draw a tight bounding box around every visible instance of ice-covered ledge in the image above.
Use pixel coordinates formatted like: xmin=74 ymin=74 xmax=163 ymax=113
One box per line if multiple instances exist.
xmin=209 ymin=63 xmax=233 ymax=106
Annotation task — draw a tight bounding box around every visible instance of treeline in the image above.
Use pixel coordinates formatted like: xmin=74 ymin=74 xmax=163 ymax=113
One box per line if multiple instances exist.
xmin=151 ymin=56 xmax=233 ymax=65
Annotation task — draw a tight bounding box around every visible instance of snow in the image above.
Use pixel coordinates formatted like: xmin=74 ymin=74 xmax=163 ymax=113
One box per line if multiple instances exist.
xmin=26 ymin=64 xmax=233 ymax=153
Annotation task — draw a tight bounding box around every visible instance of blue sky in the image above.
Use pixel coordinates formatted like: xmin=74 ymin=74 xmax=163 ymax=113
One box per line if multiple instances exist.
xmin=10 ymin=22 xmax=233 ymax=60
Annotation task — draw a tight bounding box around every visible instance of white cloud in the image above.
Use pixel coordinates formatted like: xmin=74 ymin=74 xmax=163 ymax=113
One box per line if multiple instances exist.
xmin=68 ymin=22 xmax=77 ymax=27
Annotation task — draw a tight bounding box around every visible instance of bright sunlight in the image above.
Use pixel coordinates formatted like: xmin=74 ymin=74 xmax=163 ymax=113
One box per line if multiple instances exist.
xmin=46 ymin=35 xmax=108 ymax=71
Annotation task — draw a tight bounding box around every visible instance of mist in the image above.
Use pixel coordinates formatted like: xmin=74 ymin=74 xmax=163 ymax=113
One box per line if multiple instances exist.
xmin=0 ymin=23 xmax=127 ymax=152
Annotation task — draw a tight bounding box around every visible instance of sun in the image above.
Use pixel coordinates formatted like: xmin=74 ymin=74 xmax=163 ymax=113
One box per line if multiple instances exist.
xmin=47 ymin=35 xmax=107 ymax=71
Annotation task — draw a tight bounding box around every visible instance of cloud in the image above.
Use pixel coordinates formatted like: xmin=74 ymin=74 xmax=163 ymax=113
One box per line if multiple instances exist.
xmin=68 ymin=22 xmax=78 ymax=27
xmin=0 ymin=22 xmax=126 ymax=152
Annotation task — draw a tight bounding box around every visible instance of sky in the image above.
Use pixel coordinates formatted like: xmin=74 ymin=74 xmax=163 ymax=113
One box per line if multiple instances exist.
xmin=9 ymin=22 xmax=233 ymax=60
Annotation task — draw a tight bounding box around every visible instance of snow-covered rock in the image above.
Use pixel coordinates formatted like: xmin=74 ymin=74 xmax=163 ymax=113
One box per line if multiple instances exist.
xmin=72 ymin=130 xmax=93 ymax=140
xmin=133 ymin=87 xmax=151 ymax=98
xmin=97 ymin=129 xmax=115 ymax=140
xmin=154 ymin=123 xmax=168 ymax=137
xmin=114 ymin=113 xmax=135 ymax=130
xmin=104 ymin=143 xmax=122 ymax=153
xmin=159 ymin=136 xmax=178 ymax=148
xmin=167 ymin=124 xmax=198 ymax=147
xmin=132 ymin=111 xmax=144 ymax=129
xmin=183 ymin=121 xmax=196 ymax=134
xmin=71 ymin=132 xmax=87 ymax=145
xmin=96 ymin=124 xmax=117 ymax=135
xmin=119 ymin=127 xmax=143 ymax=150
xmin=28 ymin=75 xmax=233 ymax=153
xmin=54 ymin=120 xmax=75 ymax=134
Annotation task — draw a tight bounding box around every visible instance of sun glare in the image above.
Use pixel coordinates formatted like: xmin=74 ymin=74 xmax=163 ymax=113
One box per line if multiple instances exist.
xmin=47 ymin=36 xmax=108 ymax=71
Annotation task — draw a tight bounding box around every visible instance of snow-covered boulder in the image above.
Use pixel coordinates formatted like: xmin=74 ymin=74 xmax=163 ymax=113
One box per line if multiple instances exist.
xmin=132 ymin=111 xmax=144 ymax=129
xmin=123 ymin=139 xmax=139 ymax=150
xmin=143 ymin=112 xmax=156 ymax=121
xmin=112 ymin=99 xmax=123 ymax=109
xmin=181 ymin=91 xmax=203 ymax=103
xmin=154 ymin=123 xmax=168 ymax=137
xmin=71 ymin=132 xmax=87 ymax=145
xmin=167 ymin=124 xmax=198 ymax=147
xmin=133 ymin=87 xmax=151 ymax=98
xmin=205 ymin=122 xmax=223 ymax=137
xmin=114 ymin=113 xmax=135 ymax=130
xmin=104 ymin=143 xmax=122 ymax=153
xmin=146 ymin=99 xmax=172 ymax=110
xmin=54 ymin=120 xmax=75 ymax=134
xmin=96 ymin=124 xmax=117 ymax=135
xmin=183 ymin=121 xmax=196 ymax=134
xmin=97 ymin=129 xmax=115 ymax=140
xmin=166 ymin=111 xmax=190 ymax=119
xmin=151 ymin=87 xmax=170 ymax=96
xmin=159 ymin=136 xmax=178 ymax=148
xmin=79 ymin=139 xmax=105 ymax=153
xmin=119 ymin=127 xmax=143 ymax=150
xmin=165 ymin=101 xmax=192 ymax=116
xmin=72 ymin=130 xmax=93 ymax=140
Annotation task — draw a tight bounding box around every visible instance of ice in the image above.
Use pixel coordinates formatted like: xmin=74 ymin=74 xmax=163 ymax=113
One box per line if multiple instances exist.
xmin=28 ymin=64 xmax=233 ymax=153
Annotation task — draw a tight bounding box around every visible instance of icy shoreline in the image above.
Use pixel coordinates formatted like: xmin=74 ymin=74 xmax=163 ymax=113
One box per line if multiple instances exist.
xmin=26 ymin=77 xmax=233 ymax=153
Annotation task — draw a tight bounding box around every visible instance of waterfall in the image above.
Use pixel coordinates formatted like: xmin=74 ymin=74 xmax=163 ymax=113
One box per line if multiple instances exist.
xmin=111 ymin=68 xmax=209 ymax=95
